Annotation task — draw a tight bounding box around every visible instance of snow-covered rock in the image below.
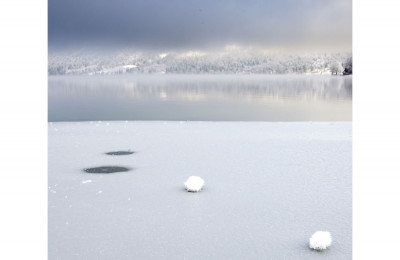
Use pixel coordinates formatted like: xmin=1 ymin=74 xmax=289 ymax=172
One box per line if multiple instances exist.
xmin=309 ymin=231 xmax=332 ymax=250
xmin=184 ymin=176 xmax=204 ymax=192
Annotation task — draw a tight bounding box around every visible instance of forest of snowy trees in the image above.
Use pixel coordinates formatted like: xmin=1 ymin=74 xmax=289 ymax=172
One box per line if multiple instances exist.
xmin=48 ymin=51 xmax=352 ymax=76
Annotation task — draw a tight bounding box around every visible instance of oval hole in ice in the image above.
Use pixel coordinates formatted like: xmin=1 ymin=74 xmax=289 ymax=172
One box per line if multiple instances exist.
xmin=105 ymin=151 xmax=135 ymax=155
xmin=83 ymin=166 xmax=131 ymax=174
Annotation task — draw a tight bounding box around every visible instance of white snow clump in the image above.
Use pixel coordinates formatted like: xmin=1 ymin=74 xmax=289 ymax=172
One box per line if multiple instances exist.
xmin=309 ymin=231 xmax=332 ymax=250
xmin=184 ymin=176 xmax=204 ymax=192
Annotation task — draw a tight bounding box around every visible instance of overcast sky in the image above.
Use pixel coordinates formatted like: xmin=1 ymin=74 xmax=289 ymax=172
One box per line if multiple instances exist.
xmin=48 ymin=0 xmax=352 ymax=52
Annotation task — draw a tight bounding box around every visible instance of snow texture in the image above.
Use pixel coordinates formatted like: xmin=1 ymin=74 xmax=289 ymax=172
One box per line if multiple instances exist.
xmin=184 ymin=176 xmax=204 ymax=192
xmin=48 ymin=121 xmax=351 ymax=259
xmin=309 ymin=231 xmax=332 ymax=250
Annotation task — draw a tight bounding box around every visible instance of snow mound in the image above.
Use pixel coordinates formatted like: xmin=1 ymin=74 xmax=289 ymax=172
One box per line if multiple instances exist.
xmin=184 ymin=176 xmax=204 ymax=192
xmin=309 ymin=231 xmax=332 ymax=250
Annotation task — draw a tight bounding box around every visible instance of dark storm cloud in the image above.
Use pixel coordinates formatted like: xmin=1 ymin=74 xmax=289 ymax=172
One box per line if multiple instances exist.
xmin=48 ymin=0 xmax=352 ymax=51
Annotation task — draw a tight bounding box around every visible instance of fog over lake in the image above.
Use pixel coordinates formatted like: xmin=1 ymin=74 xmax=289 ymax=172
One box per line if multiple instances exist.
xmin=48 ymin=74 xmax=352 ymax=122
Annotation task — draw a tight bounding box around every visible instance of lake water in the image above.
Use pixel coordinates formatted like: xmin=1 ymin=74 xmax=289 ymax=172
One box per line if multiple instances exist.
xmin=48 ymin=74 xmax=352 ymax=121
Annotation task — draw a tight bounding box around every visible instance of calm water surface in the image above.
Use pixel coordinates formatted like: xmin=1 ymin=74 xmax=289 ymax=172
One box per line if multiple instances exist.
xmin=48 ymin=74 xmax=352 ymax=121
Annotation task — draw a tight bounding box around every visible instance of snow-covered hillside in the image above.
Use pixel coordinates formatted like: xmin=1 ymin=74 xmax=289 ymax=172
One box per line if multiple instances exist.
xmin=48 ymin=50 xmax=351 ymax=76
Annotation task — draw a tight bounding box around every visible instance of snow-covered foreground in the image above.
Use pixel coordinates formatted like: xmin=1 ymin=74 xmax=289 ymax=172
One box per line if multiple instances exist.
xmin=49 ymin=121 xmax=351 ymax=259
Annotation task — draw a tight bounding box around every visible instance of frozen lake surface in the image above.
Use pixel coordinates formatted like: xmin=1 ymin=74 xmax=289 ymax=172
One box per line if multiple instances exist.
xmin=49 ymin=121 xmax=351 ymax=259
xmin=48 ymin=75 xmax=352 ymax=121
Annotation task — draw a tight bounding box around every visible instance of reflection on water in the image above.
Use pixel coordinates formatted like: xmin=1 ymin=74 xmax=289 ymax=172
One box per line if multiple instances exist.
xmin=48 ymin=74 xmax=352 ymax=121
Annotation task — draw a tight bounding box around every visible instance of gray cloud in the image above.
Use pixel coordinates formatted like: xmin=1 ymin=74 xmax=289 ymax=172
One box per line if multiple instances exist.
xmin=49 ymin=0 xmax=352 ymax=51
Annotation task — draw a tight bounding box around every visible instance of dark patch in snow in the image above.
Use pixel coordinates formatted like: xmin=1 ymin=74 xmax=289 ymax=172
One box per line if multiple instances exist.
xmin=105 ymin=151 xmax=135 ymax=155
xmin=83 ymin=166 xmax=131 ymax=174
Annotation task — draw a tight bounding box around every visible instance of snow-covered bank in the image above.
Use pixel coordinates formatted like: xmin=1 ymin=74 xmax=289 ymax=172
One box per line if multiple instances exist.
xmin=48 ymin=121 xmax=351 ymax=259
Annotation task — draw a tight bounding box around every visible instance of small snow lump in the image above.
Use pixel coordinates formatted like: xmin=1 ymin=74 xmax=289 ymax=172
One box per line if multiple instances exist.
xmin=309 ymin=231 xmax=332 ymax=250
xmin=184 ymin=176 xmax=204 ymax=192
